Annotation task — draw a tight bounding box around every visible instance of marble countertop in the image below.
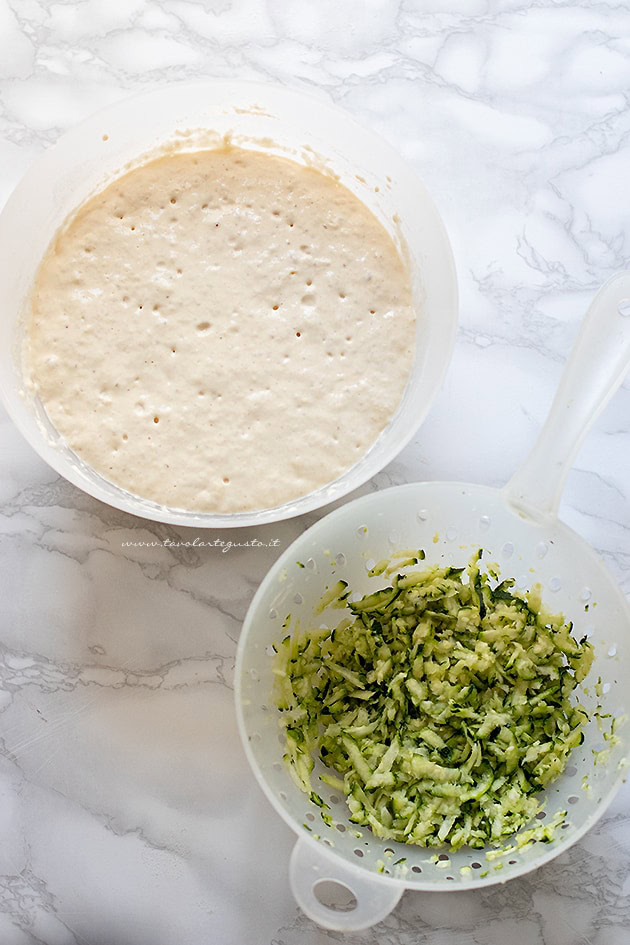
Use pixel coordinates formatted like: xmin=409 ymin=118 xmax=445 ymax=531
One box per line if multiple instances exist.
xmin=1 ymin=1 xmax=629 ymax=943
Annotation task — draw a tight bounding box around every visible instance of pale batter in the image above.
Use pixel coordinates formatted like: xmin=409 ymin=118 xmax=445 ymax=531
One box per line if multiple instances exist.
xmin=26 ymin=148 xmax=415 ymax=513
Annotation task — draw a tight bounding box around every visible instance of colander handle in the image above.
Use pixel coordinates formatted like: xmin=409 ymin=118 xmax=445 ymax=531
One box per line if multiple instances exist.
xmin=504 ymin=271 xmax=630 ymax=518
xmin=288 ymin=837 xmax=403 ymax=931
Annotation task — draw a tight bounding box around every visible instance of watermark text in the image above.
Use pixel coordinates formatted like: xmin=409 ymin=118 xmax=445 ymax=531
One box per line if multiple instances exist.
xmin=121 ymin=537 xmax=282 ymax=553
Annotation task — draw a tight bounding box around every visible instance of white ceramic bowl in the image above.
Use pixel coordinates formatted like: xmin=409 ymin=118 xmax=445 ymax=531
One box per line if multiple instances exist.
xmin=0 ymin=80 xmax=457 ymax=527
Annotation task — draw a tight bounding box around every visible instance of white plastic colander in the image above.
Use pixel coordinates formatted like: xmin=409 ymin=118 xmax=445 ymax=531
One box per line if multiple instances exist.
xmin=236 ymin=273 xmax=630 ymax=931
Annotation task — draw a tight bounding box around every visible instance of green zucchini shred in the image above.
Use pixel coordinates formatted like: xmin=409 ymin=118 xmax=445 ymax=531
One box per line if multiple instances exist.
xmin=274 ymin=552 xmax=594 ymax=850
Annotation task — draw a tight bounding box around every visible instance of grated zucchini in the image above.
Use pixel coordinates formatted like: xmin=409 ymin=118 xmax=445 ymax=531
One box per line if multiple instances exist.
xmin=274 ymin=551 xmax=594 ymax=850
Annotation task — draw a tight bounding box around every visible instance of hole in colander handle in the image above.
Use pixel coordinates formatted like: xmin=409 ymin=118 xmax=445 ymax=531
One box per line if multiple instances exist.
xmin=504 ymin=271 xmax=630 ymax=519
xmin=289 ymin=837 xmax=403 ymax=932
